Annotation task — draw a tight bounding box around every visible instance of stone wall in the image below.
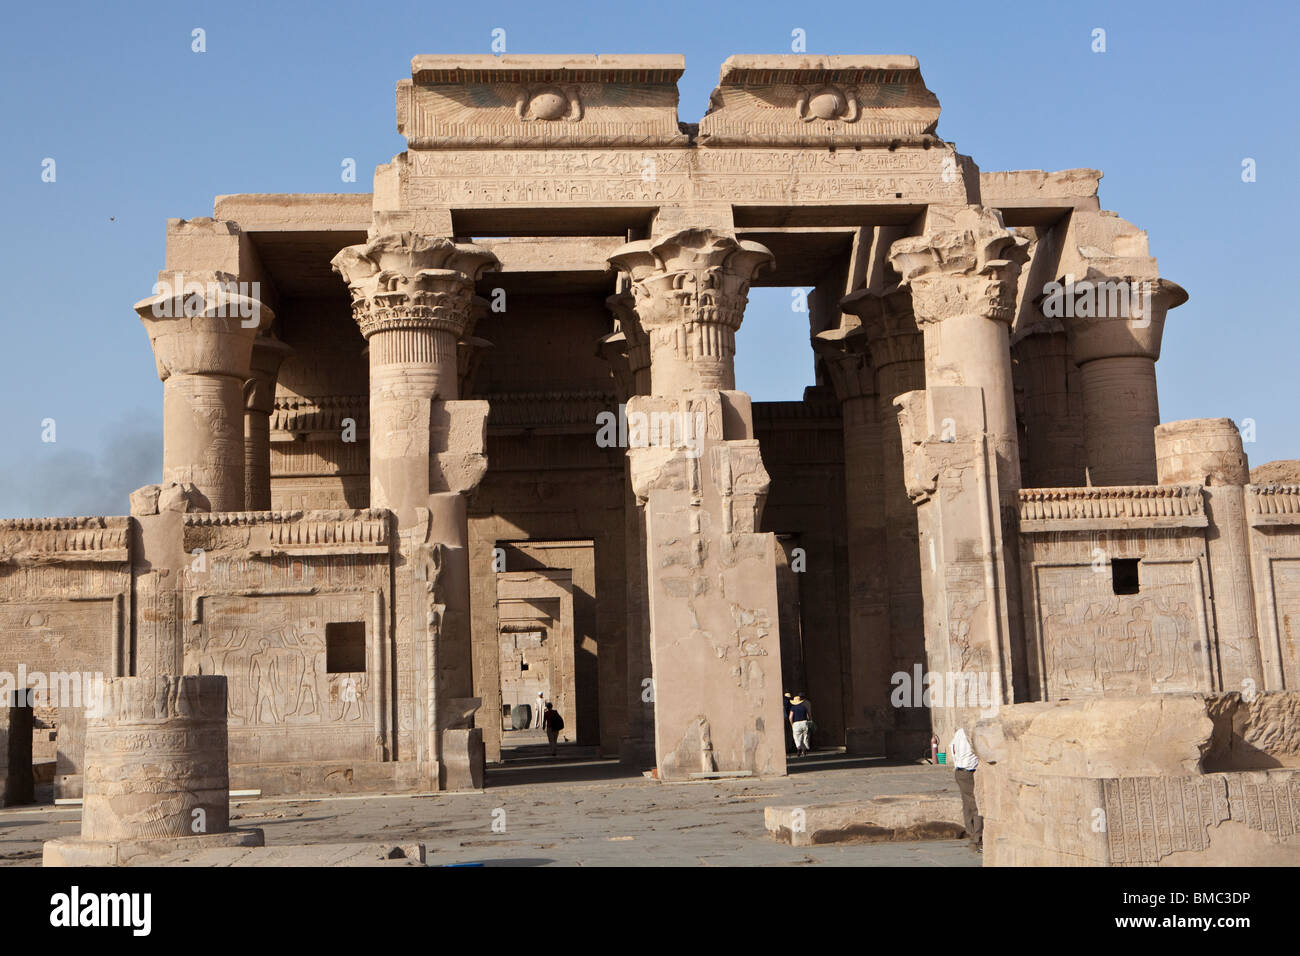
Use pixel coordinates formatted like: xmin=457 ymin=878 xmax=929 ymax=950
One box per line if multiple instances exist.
xmin=1246 ymin=484 xmax=1300 ymax=690
xmin=1017 ymin=485 xmax=1213 ymax=698
xmin=975 ymin=694 xmax=1300 ymax=866
xmin=179 ymin=511 xmax=397 ymax=788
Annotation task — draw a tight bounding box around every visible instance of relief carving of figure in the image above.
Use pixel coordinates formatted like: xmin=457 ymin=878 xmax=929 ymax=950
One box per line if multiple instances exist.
xmin=249 ymin=637 xmax=282 ymax=725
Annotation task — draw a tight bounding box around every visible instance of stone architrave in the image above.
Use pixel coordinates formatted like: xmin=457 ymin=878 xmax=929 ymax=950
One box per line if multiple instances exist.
xmin=332 ymin=232 xmax=498 ymax=790
xmin=134 ymin=272 xmax=273 ymax=513
xmin=610 ymin=228 xmax=786 ymax=781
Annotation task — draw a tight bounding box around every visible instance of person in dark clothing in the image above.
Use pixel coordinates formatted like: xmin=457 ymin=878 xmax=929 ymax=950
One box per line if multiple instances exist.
xmin=782 ymin=692 xmax=794 ymax=754
xmin=541 ymin=701 xmax=564 ymax=756
xmin=788 ymin=694 xmax=812 ymax=757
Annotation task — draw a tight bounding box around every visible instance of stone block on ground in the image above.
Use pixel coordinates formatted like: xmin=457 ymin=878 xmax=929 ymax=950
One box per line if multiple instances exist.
xmin=765 ymin=793 xmax=965 ymax=847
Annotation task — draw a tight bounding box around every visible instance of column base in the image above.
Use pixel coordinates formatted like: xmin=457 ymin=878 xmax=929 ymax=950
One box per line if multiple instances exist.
xmin=43 ymin=828 xmax=265 ymax=867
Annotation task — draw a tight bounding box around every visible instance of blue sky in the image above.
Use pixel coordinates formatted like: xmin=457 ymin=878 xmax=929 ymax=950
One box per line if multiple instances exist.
xmin=1 ymin=0 xmax=1295 ymax=517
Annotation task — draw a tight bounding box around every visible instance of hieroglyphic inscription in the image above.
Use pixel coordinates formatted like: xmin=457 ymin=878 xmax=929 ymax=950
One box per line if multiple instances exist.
xmin=404 ymin=148 xmax=965 ymax=207
xmin=1104 ymin=772 xmax=1300 ymax=865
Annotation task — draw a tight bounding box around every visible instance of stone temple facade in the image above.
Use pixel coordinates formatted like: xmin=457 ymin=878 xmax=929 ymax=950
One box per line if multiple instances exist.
xmin=3 ymin=56 xmax=1299 ymax=833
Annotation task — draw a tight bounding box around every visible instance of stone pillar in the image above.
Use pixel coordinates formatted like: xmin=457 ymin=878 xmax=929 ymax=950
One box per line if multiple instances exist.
xmin=332 ymin=232 xmax=498 ymax=789
xmin=1155 ymin=419 xmax=1264 ymax=692
xmin=1054 ymin=276 xmax=1187 ymax=486
xmin=243 ymin=334 xmax=293 ymax=511
xmin=609 ymin=228 xmax=787 ymax=780
xmin=135 ymin=273 xmax=273 ymax=512
xmin=890 ymin=208 xmax=1028 ymax=503
xmin=81 ymin=676 xmax=230 ymax=841
xmin=599 ymin=293 xmax=655 ymax=767
xmin=43 ymin=676 xmax=264 ymax=865
xmin=1011 ymin=321 xmax=1087 ymax=488
xmin=841 ymin=285 xmax=929 ymax=755
xmin=812 ymin=323 xmax=890 ymax=755
xmin=887 ymin=207 xmax=1030 ymax=743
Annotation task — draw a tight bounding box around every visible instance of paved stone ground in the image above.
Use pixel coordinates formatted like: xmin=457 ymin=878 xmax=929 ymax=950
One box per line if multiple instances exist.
xmin=0 ymin=744 xmax=980 ymax=867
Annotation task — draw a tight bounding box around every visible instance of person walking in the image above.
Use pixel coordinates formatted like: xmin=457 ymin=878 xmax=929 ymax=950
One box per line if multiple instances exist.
xmin=950 ymin=726 xmax=983 ymax=850
xmin=541 ymin=701 xmax=564 ymax=757
xmin=788 ymin=694 xmax=812 ymax=757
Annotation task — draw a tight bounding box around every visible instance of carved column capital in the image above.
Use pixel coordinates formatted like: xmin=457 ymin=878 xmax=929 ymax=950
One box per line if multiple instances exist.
xmin=331 ymin=232 xmax=499 ymax=343
xmin=889 ymin=207 xmax=1029 ymax=327
xmin=456 ymin=296 xmax=493 ymax=399
xmin=134 ymin=272 xmax=273 ymax=513
xmin=243 ymin=334 xmax=294 ymax=414
xmin=1041 ymin=273 xmax=1188 ymax=364
xmin=841 ymin=284 xmax=924 ymax=369
xmin=812 ymin=325 xmax=873 ymax=402
xmin=608 ymin=228 xmax=774 ymax=394
xmin=134 ymin=271 xmax=274 ymax=382
xmin=599 ymin=292 xmax=652 ymax=400
xmin=333 ymin=232 xmax=499 ymax=404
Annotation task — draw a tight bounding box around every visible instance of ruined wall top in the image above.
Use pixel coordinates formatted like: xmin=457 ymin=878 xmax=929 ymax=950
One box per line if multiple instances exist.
xmin=396 ymin=53 xmax=940 ymax=150
xmin=398 ymin=54 xmax=689 ymax=149
xmin=700 ymin=55 xmax=940 ymax=148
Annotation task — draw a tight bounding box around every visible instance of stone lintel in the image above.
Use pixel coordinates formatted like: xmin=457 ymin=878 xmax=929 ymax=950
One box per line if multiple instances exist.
xmin=213 ymin=194 xmax=373 ymax=232
xmin=979 ymin=168 xmax=1102 ymax=213
xmin=476 ymin=236 xmax=623 ymax=276
xmin=400 ymin=55 xmax=688 ymax=150
xmin=701 ymin=54 xmax=941 ymax=148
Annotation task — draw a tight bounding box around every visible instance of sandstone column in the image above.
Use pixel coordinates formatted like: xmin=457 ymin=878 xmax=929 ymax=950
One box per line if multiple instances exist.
xmin=840 ymin=285 xmax=929 ymax=755
xmin=1155 ymin=419 xmax=1264 ymax=692
xmin=1011 ymin=320 xmax=1087 ymax=488
xmin=811 ymin=323 xmax=890 ymax=755
xmin=609 ymin=228 xmax=787 ymax=780
xmin=890 ymin=208 xmax=1027 ymax=502
xmin=135 ymin=273 xmax=272 ymax=512
xmin=243 ymin=334 xmax=293 ymax=511
xmin=332 ymin=232 xmax=499 ymax=789
xmin=43 ymin=675 xmax=264 ymax=865
xmin=888 ymin=207 xmax=1030 ymax=742
xmin=1058 ymin=276 xmax=1187 ymax=485
xmin=599 ymin=293 xmax=655 ymax=767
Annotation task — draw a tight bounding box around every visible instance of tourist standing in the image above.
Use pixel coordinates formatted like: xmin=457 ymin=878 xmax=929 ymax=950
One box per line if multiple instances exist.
xmin=950 ymin=727 xmax=983 ymax=850
xmin=542 ymin=702 xmax=564 ymax=757
xmin=788 ymin=694 xmax=812 ymax=757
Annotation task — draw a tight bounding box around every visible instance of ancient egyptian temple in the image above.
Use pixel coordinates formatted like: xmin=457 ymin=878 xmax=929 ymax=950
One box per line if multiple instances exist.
xmin=4 ymin=55 xmax=1299 ymax=820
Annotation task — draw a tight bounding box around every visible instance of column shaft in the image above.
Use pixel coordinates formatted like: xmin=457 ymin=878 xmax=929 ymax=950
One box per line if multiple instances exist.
xmin=1080 ymin=356 xmax=1159 ymax=485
